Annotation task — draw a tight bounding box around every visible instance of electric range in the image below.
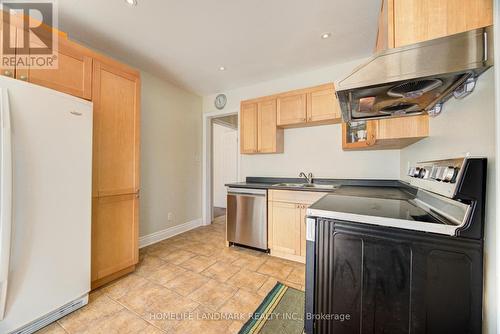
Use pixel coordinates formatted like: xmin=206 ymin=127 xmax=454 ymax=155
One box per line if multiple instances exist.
xmin=304 ymin=157 xmax=487 ymax=334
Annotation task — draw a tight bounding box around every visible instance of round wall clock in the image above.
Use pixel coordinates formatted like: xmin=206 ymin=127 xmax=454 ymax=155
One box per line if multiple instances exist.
xmin=214 ymin=94 xmax=227 ymax=110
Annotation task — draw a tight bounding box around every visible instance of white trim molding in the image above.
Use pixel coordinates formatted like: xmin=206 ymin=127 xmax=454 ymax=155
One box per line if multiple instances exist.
xmin=202 ymin=109 xmax=240 ymax=226
xmin=139 ymin=218 xmax=202 ymax=248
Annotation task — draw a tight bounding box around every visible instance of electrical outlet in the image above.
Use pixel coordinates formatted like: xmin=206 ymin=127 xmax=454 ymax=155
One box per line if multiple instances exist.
xmin=167 ymin=212 xmax=173 ymax=221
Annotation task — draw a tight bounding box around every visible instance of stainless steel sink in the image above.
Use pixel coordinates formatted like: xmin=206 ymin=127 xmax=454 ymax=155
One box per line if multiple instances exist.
xmin=273 ymin=183 xmax=306 ymax=188
xmin=273 ymin=183 xmax=339 ymax=190
xmin=303 ymin=184 xmax=339 ymax=190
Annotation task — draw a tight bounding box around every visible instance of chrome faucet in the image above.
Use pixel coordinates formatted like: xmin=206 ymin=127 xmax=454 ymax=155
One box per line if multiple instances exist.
xmin=299 ymin=172 xmax=314 ymax=184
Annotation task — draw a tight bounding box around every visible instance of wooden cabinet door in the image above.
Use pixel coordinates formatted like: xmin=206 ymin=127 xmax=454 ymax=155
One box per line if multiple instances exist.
xmin=377 ymin=115 xmax=429 ymax=140
xmin=93 ymin=61 xmax=140 ymax=197
xmin=393 ymin=0 xmax=493 ymax=47
xmin=0 ymin=17 xmax=16 ymax=79
xmin=258 ymin=99 xmax=279 ymax=153
xmin=240 ymin=102 xmax=258 ymax=154
xmin=277 ymin=93 xmax=307 ymax=126
xmin=271 ymin=202 xmax=301 ymax=255
xmin=375 ymin=0 xmax=391 ymax=51
xmin=306 ymin=87 xmax=341 ymax=123
xmin=342 ymin=121 xmax=377 ymax=150
xmin=16 ymin=31 xmax=92 ymax=99
xmin=91 ymin=194 xmax=139 ymax=282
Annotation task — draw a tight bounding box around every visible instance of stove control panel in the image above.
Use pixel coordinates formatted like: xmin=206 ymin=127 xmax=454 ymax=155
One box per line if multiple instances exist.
xmin=407 ymin=157 xmax=466 ymax=198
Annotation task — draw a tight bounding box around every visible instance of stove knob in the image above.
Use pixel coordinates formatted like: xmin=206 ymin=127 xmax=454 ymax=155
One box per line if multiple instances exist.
xmin=421 ymin=168 xmax=431 ymax=179
xmin=418 ymin=168 xmax=427 ymax=178
xmin=413 ymin=167 xmax=421 ymax=178
xmin=435 ymin=167 xmax=446 ymax=181
xmin=443 ymin=166 xmax=459 ymax=183
xmin=450 ymin=167 xmax=460 ymax=183
xmin=430 ymin=167 xmax=439 ymax=180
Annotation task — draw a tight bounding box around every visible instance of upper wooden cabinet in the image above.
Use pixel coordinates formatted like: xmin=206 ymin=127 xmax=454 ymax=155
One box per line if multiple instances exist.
xmin=277 ymin=84 xmax=341 ymax=128
xmin=277 ymin=93 xmax=307 ymax=126
xmin=0 ymin=12 xmax=92 ymax=99
xmin=342 ymin=115 xmax=429 ymax=151
xmin=240 ymin=99 xmax=284 ymax=154
xmin=376 ymin=0 xmax=493 ymax=50
xmin=240 ymin=102 xmax=258 ymax=153
xmin=307 ymin=85 xmax=341 ymax=123
xmin=258 ymin=99 xmax=283 ymax=153
xmin=92 ymin=61 xmax=141 ymax=197
xmin=241 ymin=83 xmax=340 ymax=154
xmin=16 ymin=35 xmax=93 ymax=100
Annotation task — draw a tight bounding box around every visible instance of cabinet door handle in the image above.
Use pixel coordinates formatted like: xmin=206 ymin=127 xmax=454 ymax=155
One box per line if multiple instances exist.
xmin=18 ymin=75 xmax=27 ymax=81
xmin=3 ymin=70 xmax=12 ymax=77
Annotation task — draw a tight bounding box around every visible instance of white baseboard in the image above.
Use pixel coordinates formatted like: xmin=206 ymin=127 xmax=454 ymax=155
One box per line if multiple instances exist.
xmin=139 ymin=218 xmax=202 ymax=248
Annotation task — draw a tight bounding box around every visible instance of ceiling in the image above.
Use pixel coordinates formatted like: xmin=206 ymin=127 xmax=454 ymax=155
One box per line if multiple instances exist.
xmin=58 ymin=0 xmax=381 ymax=95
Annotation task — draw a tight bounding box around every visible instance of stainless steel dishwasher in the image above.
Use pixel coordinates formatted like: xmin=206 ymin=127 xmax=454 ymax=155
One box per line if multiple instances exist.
xmin=226 ymin=187 xmax=267 ymax=250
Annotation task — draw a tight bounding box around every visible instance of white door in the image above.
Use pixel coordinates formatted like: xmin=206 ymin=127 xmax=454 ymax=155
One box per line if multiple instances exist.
xmin=0 ymin=77 xmax=93 ymax=334
xmin=213 ymin=124 xmax=238 ymax=208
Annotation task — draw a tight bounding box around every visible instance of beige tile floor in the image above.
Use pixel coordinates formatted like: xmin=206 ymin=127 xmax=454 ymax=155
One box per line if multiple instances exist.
xmin=36 ymin=216 xmax=305 ymax=334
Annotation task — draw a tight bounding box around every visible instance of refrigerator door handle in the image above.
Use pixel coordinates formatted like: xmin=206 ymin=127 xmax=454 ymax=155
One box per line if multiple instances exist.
xmin=0 ymin=88 xmax=12 ymax=320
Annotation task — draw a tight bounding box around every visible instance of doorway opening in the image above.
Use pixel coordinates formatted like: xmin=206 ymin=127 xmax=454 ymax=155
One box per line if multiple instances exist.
xmin=211 ymin=114 xmax=238 ymax=222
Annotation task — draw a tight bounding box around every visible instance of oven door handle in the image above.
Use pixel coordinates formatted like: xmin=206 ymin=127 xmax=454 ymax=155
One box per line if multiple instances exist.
xmin=227 ymin=188 xmax=267 ymax=197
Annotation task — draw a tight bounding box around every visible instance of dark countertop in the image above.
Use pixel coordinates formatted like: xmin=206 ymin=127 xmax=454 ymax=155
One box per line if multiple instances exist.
xmin=226 ymin=177 xmax=417 ymax=198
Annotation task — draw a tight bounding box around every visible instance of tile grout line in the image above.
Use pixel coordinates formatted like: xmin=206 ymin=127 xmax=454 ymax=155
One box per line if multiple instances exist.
xmin=104 ymin=290 xmax=169 ymax=333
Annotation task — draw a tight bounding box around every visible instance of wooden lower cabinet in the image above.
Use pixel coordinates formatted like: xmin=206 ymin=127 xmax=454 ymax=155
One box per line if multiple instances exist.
xmin=268 ymin=190 xmax=326 ymax=263
xmin=270 ymin=202 xmax=302 ymax=256
xmin=91 ymin=193 xmax=139 ymax=289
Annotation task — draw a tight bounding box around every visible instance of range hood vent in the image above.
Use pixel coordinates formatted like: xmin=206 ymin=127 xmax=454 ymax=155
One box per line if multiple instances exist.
xmin=336 ymin=26 xmax=493 ymax=122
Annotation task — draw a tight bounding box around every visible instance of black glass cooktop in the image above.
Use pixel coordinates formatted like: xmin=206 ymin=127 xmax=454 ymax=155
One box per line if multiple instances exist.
xmin=309 ymin=193 xmax=450 ymax=225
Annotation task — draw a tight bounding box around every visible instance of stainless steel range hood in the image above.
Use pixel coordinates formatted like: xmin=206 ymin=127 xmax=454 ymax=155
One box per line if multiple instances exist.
xmin=336 ymin=26 xmax=494 ymax=122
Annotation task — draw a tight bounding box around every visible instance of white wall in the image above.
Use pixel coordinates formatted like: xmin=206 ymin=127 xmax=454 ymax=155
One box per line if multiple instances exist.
xmin=140 ymin=71 xmax=203 ymax=237
xmin=212 ymin=123 xmax=238 ymax=208
xmin=203 ymin=58 xmax=401 ymax=180
xmin=400 ymin=70 xmax=497 ymax=333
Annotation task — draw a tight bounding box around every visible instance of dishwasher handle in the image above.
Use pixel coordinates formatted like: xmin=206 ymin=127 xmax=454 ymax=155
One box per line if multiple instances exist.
xmin=227 ymin=187 xmax=267 ymax=197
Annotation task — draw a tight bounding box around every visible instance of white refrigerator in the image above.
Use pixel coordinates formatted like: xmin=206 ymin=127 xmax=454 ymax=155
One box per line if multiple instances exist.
xmin=0 ymin=76 xmax=93 ymax=334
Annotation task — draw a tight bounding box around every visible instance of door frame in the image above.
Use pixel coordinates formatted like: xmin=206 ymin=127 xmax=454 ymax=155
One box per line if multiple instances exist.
xmin=202 ymin=109 xmax=241 ymax=226
xmin=494 ymin=0 xmax=500 ymax=330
